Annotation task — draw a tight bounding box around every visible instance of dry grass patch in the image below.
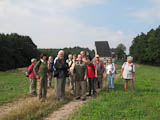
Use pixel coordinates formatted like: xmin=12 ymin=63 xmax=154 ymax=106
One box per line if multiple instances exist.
xmin=0 ymin=89 xmax=73 ymax=120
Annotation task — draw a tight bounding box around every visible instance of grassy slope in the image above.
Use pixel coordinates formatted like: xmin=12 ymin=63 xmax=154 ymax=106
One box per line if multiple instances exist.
xmin=71 ymin=65 xmax=160 ymax=120
xmin=0 ymin=70 xmax=29 ymax=104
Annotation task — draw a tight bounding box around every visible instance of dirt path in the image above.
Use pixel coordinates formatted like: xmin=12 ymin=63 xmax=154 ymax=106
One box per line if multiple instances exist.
xmin=45 ymin=99 xmax=85 ymax=120
xmin=44 ymin=90 xmax=100 ymax=120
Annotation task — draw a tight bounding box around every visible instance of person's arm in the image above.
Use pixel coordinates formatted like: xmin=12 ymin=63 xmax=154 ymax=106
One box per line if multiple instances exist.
xmin=84 ymin=63 xmax=88 ymax=80
xmin=27 ymin=65 xmax=33 ymax=75
xmin=133 ymin=64 xmax=136 ymax=82
xmin=33 ymin=61 xmax=41 ymax=79
xmin=133 ymin=72 xmax=135 ymax=82
xmin=112 ymin=63 xmax=116 ymax=74
xmin=73 ymin=65 xmax=76 ymax=80
xmin=121 ymin=63 xmax=125 ymax=79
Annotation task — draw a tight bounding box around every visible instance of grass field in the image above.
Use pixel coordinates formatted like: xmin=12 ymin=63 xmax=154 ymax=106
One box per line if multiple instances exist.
xmin=0 ymin=69 xmax=29 ymax=104
xmin=70 ymin=65 xmax=160 ymax=120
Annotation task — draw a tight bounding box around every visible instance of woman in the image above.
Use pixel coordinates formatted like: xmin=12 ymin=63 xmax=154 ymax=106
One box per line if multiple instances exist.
xmin=47 ymin=56 xmax=54 ymax=88
xmin=27 ymin=58 xmax=37 ymax=96
xmin=121 ymin=56 xmax=135 ymax=91
xmin=86 ymin=59 xmax=96 ymax=96
xmin=106 ymin=57 xmax=116 ymax=90
xmin=54 ymin=50 xmax=69 ymax=101
xmin=34 ymin=53 xmax=48 ymax=102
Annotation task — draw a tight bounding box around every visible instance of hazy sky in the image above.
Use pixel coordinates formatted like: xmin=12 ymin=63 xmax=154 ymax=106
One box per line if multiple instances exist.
xmin=0 ymin=0 xmax=160 ymax=52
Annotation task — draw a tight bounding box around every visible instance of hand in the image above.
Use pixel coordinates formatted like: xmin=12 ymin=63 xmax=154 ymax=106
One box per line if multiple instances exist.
xmin=84 ymin=75 xmax=87 ymax=81
xmin=121 ymin=75 xmax=123 ymax=79
xmin=36 ymin=75 xmax=40 ymax=79
xmin=109 ymin=71 xmax=112 ymax=75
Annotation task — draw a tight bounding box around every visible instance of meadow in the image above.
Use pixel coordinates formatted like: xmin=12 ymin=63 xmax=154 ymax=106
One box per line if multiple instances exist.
xmin=70 ymin=65 xmax=160 ymax=120
xmin=0 ymin=69 xmax=29 ymax=104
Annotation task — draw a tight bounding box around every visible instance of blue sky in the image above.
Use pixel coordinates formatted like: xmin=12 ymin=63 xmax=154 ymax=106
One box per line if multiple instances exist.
xmin=0 ymin=0 xmax=160 ymax=52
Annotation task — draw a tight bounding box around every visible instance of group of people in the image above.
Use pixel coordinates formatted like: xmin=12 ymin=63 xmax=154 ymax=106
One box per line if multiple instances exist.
xmin=27 ymin=50 xmax=136 ymax=102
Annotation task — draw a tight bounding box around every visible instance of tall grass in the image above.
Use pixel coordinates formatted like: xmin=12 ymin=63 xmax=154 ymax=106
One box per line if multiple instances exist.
xmin=70 ymin=65 xmax=160 ymax=120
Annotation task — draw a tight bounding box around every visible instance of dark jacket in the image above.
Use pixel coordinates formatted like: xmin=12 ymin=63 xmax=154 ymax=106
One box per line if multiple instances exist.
xmin=54 ymin=58 xmax=69 ymax=78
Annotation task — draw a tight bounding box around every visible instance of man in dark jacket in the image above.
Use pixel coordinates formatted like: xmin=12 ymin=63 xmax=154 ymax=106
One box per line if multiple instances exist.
xmin=54 ymin=50 xmax=69 ymax=101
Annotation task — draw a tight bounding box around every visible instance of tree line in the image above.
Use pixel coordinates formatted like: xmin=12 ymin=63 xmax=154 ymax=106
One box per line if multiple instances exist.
xmin=0 ymin=33 xmax=95 ymax=71
xmin=130 ymin=26 xmax=160 ymax=65
xmin=0 ymin=33 xmax=40 ymax=71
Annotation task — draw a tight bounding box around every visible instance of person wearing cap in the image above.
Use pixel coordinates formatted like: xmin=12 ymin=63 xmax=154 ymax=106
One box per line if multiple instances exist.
xmin=121 ymin=56 xmax=136 ymax=91
xmin=93 ymin=55 xmax=104 ymax=89
xmin=73 ymin=54 xmax=88 ymax=101
xmin=27 ymin=58 xmax=37 ymax=96
xmin=34 ymin=53 xmax=48 ymax=102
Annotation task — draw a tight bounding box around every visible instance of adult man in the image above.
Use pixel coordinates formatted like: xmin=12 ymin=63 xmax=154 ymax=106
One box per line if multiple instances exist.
xmin=66 ymin=54 xmax=73 ymax=64
xmin=93 ymin=55 xmax=104 ymax=89
xmin=69 ymin=54 xmax=77 ymax=94
xmin=54 ymin=50 xmax=69 ymax=101
xmin=73 ymin=54 xmax=88 ymax=101
xmin=66 ymin=54 xmax=73 ymax=89
xmin=47 ymin=56 xmax=54 ymax=88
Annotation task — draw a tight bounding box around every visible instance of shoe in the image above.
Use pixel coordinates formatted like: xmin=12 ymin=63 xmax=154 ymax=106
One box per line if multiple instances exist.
xmin=87 ymin=94 xmax=91 ymax=97
xmin=75 ymin=97 xmax=81 ymax=100
xmin=82 ymin=97 xmax=86 ymax=101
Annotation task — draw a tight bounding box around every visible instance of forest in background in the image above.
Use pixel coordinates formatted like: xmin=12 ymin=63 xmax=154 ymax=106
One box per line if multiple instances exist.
xmin=130 ymin=26 xmax=160 ymax=65
xmin=0 ymin=33 xmax=94 ymax=71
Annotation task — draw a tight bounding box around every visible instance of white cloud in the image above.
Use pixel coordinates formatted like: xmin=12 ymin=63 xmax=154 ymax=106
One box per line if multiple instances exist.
xmin=0 ymin=0 xmax=132 ymax=53
xmin=128 ymin=0 xmax=160 ymax=22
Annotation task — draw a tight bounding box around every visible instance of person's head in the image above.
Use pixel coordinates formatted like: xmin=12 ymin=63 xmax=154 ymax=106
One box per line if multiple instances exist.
xmin=80 ymin=51 xmax=85 ymax=57
xmin=82 ymin=56 xmax=87 ymax=62
xmin=48 ymin=56 xmax=53 ymax=62
xmin=73 ymin=54 xmax=77 ymax=61
xmin=40 ymin=53 xmax=47 ymax=61
xmin=58 ymin=50 xmax=64 ymax=60
xmin=31 ymin=58 xmax=37 ymax=65
xmin=95 ymin=55 xmax=100 ymax=61
xmin=86 ymin=51 xmax=90 ymax=56
xmin=77 ymin=54 xmax=82 ymax=62
xmin=107 ymin=57 xmax=112 ymax=64
xmin=86 ymin=59 xmax=90 ymax=64
xmin=127 ymin=56 xmax=133 ymax=63
xmin=68 ymin=54 xmax=73 ymax=60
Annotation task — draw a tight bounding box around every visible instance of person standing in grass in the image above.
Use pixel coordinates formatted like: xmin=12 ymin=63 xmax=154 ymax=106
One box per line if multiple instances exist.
xmin=54 ymin=50 xmax=69 ymax=101
xmin=34 ymin=53 xmax=48 ymax=102
xmin=27 ymin=58 xmax=37 ymax=96
xmin=86 ymin=59 xmax=96 ymax=96
xmin=93 ymin=55 xmax=104 ymax=89
xmin=66 ymin=54 xmax=73 ymax=91
xmin=106 ymin=57 xmax=116 ymax=90
xmin=47 ymin=56 xmax=54 ymax=88
xmin=68 ymin=54 xmax=77 ymax=95
xmin=121 ymin=56 xmax=135 ymax=91
xmin=73 ymin=54 xmax=88 ymax=101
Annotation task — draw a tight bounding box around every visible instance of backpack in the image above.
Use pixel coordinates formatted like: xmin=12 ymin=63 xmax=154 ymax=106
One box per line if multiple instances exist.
xmin=123 ymin=62 xmax=133 ymax=72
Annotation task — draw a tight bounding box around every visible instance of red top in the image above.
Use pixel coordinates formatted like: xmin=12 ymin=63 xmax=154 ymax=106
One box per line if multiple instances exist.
xmin=27 ymin=64 xmax=36 ymax=79
xmin=87 ymin=63 xmax=95 ymax=78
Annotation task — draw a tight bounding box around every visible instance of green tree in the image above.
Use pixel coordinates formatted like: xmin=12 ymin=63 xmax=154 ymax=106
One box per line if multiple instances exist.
xmin=115 ymin=43 xmax=126 ymax=60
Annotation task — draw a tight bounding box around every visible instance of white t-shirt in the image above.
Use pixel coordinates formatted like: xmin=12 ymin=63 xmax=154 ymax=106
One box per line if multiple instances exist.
xmin=122 ymin=62 xmax=135 ymax=79
xmin=106 ymin=63 xmax=116 ymax=78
